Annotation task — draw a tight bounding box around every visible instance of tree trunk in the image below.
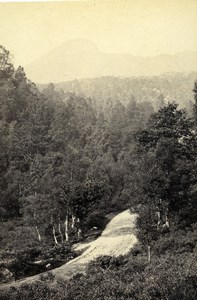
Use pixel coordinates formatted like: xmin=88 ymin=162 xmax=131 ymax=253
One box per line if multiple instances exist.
xmin=58 ymin=220 xmax=64 ymax=243
xmin=156 ymin=211 xmax=161 ymax=229
xmin=71 ymin=215 xmax=76 ymax=229
xmin=33 ymin=211 xmax=41 ymax=242
xmin=52 ymin=225 xmax=58 ymax=245
xmin=77 ymin=228 xmax=82 ymax=237
xmin=51 ymin=215 xmax=58 ymax=245
xmin=77 ymin=218 xmax=83 ymax=238
xmin=165 ymin=214 xmax=170 ymax=228
xmin=35 ymin=225 xmax=41 ymax=242
xmin=147 ymin=245 xmax=151 ymax=262
xmin=65 ymin=213 xmax=69 ymax=242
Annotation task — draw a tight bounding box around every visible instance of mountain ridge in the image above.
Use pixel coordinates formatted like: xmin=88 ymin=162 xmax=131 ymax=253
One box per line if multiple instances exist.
xmin=25 ymin=39 xmax=197 ymax=83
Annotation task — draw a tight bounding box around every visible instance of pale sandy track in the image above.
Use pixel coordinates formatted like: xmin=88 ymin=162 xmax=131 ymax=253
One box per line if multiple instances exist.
xmin=0 ymin=210 xmax=138 ymax=288
xmin=53 ymin=209 xmax=138 ymax=279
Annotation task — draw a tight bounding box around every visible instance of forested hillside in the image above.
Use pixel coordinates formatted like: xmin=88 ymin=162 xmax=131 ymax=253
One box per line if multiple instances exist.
xmin=53 ymin=73 xmax=197 ymax=113
xmin=0 ymin=46 xmax=197 ymax=299
xmin=0 ymin=45 xmax=155 ymax=260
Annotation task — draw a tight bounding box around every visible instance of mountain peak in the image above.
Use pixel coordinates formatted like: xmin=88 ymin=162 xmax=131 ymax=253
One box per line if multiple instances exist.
xmin=52 ymin=39 xmax=100 ymax=55
xmin=25 ymin=40 xmax=197 ymax=83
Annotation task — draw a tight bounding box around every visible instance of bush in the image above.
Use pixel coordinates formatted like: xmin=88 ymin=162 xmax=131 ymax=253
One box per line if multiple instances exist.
xmin=87 ymin=255 xmax=127 ymax=273
xmin=9 ymin=249 xmax=43 ymax=280
xmin=41 ymin=243 xmax=76 ymax=260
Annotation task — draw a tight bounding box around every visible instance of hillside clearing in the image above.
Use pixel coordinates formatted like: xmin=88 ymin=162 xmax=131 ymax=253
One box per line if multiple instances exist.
xmin=0 ymin=210 xmax=138 ymax=289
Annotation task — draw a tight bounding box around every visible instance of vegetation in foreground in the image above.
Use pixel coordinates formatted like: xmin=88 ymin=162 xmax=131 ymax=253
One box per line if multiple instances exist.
xmin=1 ymin=225 xmax=197 ymax=300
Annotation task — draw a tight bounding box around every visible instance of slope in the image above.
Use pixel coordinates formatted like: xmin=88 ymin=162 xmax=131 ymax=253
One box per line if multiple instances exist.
xmin=0 ymin=210 xmax=138 ymax=289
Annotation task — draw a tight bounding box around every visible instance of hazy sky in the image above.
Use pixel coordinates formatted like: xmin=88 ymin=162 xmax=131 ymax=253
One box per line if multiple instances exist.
xmin=0 ymin=0 xmax=197 ymax=67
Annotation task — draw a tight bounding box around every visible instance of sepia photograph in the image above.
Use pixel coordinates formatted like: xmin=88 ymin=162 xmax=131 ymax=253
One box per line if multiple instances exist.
xmin=0 ymin=0 xmax=197 ymax=299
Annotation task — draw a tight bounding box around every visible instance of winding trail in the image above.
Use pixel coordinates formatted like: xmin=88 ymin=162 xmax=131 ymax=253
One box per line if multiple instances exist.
xmin=54 ymin=209 xmax=138 ymax=280
xmin=0 ymin=210 xmax=138 ymax=289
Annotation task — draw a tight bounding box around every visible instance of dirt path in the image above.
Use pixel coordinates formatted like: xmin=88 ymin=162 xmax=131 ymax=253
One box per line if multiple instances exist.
xmin=52 ymin=209 xmax=138 ymax=280
xmin=0 ymin=210 xmax=138 ymax=288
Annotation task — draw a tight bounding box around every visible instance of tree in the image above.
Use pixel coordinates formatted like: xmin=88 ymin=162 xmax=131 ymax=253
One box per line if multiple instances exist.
xmin=135 ymin=103 xmax=197 ymax=232
xmin=193 ymin=80 xmax=197 ymax=126
xmin=58 ymin=179 xmax=106 ymax=239
xmin=0 ymin=45 xmax=13 ymax=75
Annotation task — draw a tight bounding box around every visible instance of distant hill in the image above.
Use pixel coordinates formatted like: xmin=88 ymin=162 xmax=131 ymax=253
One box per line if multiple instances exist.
xmin=25 ymin=39 xmax=197 ymax=83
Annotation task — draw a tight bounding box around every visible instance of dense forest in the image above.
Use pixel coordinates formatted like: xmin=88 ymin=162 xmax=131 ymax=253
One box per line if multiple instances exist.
xmin=52 ymin=73 xmax=197 ymax=113
xmin=0 ymin=45 xmax=197 ymax=299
